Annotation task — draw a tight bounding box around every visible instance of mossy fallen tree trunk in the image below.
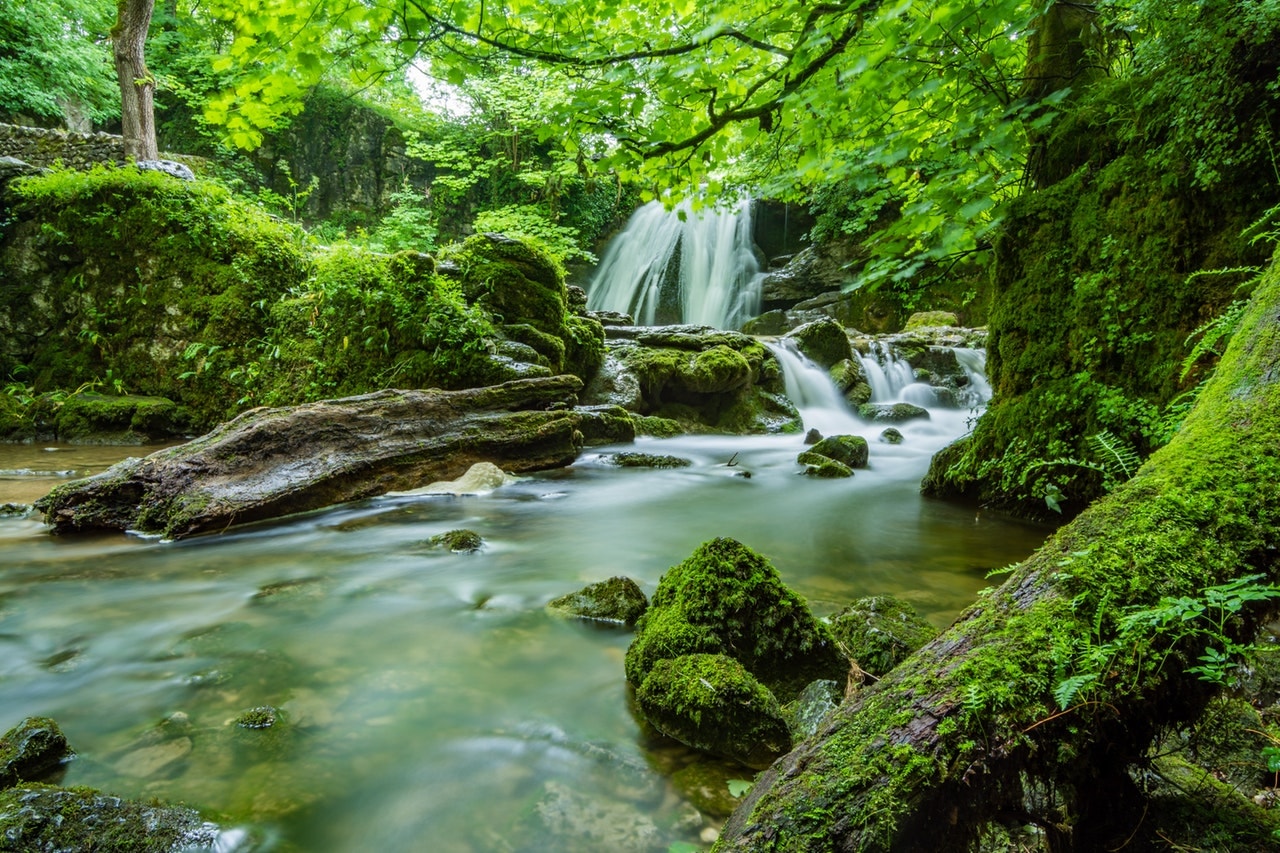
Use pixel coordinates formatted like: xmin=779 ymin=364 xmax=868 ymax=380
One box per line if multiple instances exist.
xmin=717 ymin=256 xmax=1280 ymax=851
xmin=36 ymin=376 xmax=607 ymax=539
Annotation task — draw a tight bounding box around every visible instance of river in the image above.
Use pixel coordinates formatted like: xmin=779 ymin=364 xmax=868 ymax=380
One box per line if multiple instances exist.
xmin=0 ymin=344 xmax=1048 ymax=852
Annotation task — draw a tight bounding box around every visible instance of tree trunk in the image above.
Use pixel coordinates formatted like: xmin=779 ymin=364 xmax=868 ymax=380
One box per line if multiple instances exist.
xmin=716 ymin=250 xmax=1280 ymax=850
xmin=113 ymin=0 xmax=158 ymax=161
xmin=34 ymin=377 xmax=631 ymax=539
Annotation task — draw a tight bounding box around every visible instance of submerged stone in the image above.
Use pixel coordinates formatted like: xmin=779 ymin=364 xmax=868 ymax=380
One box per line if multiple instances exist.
xmin=426 ymin=529 xmax=484 ymax=553
xmin=0 ymin=717 xmax=73 ymax=788
xmin=547 ymin=576 xmax=649 ymax=627
xmin=636 ymin=653 xmax=791 ymax=769
xmin=0 ymin=786 xmax=224 ymax=852
xmin=235 ymin=706 xmax=280 ymax=730
xmin=828 ymin=594 xmax=937 ymax=677
xmin=669 ymin=759 xmax=748 ymax=818
xmin=605 ymin=452 xmax=692 ymax=469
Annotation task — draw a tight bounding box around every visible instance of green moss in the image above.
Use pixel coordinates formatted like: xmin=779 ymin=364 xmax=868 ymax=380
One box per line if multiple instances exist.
xmin=904 ymin=311 xmax=959 ymax=330
xmin=786 ymin=318 xmax=853 ymax=369
xmin=806 ymin=435 xmax=869 ymax=469
xmin=234 ymin=706 xmax=280 ymax=730
xmin=636 ymin=653 xmax=792 ymax=769
xmin=631 ymin=415 xmax=684 ymax=438
xmin=796 ymin=453 xmax=854 ymax=478
xmin=546 ymin=576 xmax=649 ymax=627
xmin=1 ymin=717 xmax=73 ymax=788
xmin=0 ymin=785 xmax=221 ymax=852
xmin=51 ymin=392 xmax=191 ymax=443
xmin=606 ymin=452 xmax=691 ymax=469
xmin=626 ymin=538 xmax=847 ymax=702
xmin=443 ymin=232 xmax=568 ymax=337
xmin=563 ymin=314 xmax=606 ymax=382
xmin=427 ymin=529 xmax=484 ymax=553
xmin=828 ymin=595 xmax=938 ymax=677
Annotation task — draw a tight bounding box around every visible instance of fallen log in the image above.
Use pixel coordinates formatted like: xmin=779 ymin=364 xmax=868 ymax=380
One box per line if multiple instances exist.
xmin=36 ymin=376 xmax=605 ymax=539
xmin=716 ymin=256 xmax=1280 ymax=851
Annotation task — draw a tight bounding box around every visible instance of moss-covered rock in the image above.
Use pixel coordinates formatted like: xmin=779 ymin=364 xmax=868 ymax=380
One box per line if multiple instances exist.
xmin=784 ymin=318 xmax=853 ymax=369
xmin=806 ymin=435 xmax=869 ymax=469
xmin=572 ymin=404 xmax=637 ymax=446
xmin=605 ymin=452 xmax=692 ymax=469
xmin=625 ymin=538 xmax=847 ymax=703
xmin=1 ymin=717 xmax=73 ymax=788
xmin=427 ymin=529 xmax=484 ymax=553
xmin=547 ymin=576 xmax=649 ymax=627
xmin=445 ymin=232 xmax=569 ymax=339
xmin=796 ymin=452 xmax=854 ymax=478
xmin=0 ymin=785 xmax=224 ymax=852
xmin=828 ymin=595 xmax=938 ymax=677
xmin=51 ymin=392 xmax=191 ymax=443
xmin=631 ymin=415 xmax=684 ymax=437
xmin=879 ymin=427 xmax=904 ymax=444
xmin=858 ymin=402 xmax=930 ymax=424
xmin=904 ymin=311 xmax=959 ymax=330
xmin=636 ymin=653 xmax=792 ymax=769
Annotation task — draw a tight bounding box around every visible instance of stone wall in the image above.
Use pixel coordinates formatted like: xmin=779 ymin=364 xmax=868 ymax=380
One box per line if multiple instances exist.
xmin=0 ymin=123 xmax=205 ymax=172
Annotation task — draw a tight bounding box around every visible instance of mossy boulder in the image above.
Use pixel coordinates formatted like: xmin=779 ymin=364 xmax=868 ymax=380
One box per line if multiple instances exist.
xmin=445 ymin=232 xmax=569 ymax=339
xmin=0 ymin=785 xmax=223 ymax=852
xmin=880 ymin=427 xmax=905 ymax=444
xmin=605 ymin=452 xmax=692 ymax=469
xmin=631 ymin=415 xmax=684 ymax=437
xmin=829 ymin=358 xmax=872 ymax=406
xmin=625 ymin=538 xmax=847 ymax=703
xmin=784 ymin=317 xmax=853 ymax=369
xmin=796 ymin=452 xmax=854 ymax=478
xmin=1 ymin=717 xmax=73 ymax=788
xmin=828 ymin=594 xmax=938 ymax=678
xmin=904 ymin=311 xmax=959 ymax=330
xmin=51 ymin=392 xmax=191 ymax=443
xmin=547 ymin=576 xmax=649 ymax=627
xmin=806 ymin=435 xmax=869 ymax=469
xmin=858 ymin=402 xmax=930 ymax=423
xmin=635 ymin=653 xmax=792 ymax=769
xmin=427 ymin=529 xmax=484 ymax=553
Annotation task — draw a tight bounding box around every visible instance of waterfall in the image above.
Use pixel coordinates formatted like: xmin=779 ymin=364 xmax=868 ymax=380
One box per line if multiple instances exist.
xmin=586 ymin=199 xmax=764 ymax=329
xmin=766 ymin=341 xmax=862 ymax=436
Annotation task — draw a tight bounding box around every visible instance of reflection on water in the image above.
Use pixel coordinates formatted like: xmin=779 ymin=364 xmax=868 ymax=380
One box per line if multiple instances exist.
xmin=0 ymin=416 xmax=1048 ymax=851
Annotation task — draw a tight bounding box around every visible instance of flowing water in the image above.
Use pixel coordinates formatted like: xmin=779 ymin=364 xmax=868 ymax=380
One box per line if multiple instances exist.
xmin=0 ymin=346 xmax=1049 ymax=852
xmin=585 ymin=199 xmax=764 ymax=329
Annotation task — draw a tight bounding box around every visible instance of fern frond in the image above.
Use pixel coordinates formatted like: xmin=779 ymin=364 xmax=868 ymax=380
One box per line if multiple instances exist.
xmin=1053 ymin=673 xmax=1097 ymax=710
xmin=1180 ymin=299 xmax=1250 ymax=381
xmin=1088 ymin=430 xmax=1143 ymax=483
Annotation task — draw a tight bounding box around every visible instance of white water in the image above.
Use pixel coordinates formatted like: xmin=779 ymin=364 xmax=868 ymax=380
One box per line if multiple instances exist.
xmin=586 ymin=199 xmax=764 ymax=329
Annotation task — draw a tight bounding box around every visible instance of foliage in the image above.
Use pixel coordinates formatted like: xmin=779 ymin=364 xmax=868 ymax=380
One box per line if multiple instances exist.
xmin=472 ymin=205 xmax=592 ymax=266
xmin=365 ymin=181 xmax=438 ymax=254
xmin=0 ymin=0 xmax=119 ymax=126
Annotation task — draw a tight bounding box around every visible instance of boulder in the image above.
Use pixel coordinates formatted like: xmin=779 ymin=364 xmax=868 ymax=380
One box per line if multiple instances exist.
xmin=0 ymin=786 xmax=225 ymax=852
xmin=547 ymin=576 xmax=649 ymax=627
xmin=1 ymin=717 xmax=73 ymax=788
xmin=426 ymin=529 xmax=484 ymax=553
xmin=36 ymin=376 xmax=591 ymax=539
xmin=782 ymin=679 xmax=844 ymax=739
xmin=806 ymin=435 xmax=869 ymax=469
xmin=605 ymin=452 xmax=692 ymax=469
xmin=784 ymin=318 xmax=853 ymax=369
xmin=49 ymin=392 xmax=192 ymax=444
xmin=829 ymin=358 xmax=872 ymax=407
xmin=636 ymin=654 xmax=792 ymax=769
xmin=879 ymin=427 xmax=905 ymax=444
xmin=625 ymin=538 xmax=847 ymax=703
xmin=904 ymin=310 xmax=960 ymax=329
xmin=858 ymin=402 xmax=931 ymax=424
xmin=828 ymin=594 xmax=938 ymax=677
xmin=796 ymin=454 xmax=854 ymax=478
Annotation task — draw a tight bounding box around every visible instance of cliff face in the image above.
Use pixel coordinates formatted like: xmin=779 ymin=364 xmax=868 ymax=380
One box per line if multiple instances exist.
xmin=923 ymin=42 xmax=1280 ymax=519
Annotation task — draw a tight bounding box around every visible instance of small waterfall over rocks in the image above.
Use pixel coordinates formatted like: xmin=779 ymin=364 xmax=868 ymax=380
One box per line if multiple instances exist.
xmin=586 ymin=199 xmax=764 ymax=329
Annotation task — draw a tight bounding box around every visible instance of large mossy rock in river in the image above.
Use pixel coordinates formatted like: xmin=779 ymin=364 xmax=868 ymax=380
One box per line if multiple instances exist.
xmin=626 ymin=539 xmax=847 ymax=703
xmin=0 ymin=785 xmax=224 ymax=852
xmin=784 ymin=317 xmax=853 ymax=369
xmin=36 ymin=376 xmax=595 ymax=539
xmin=547 ymin=576 xmax=649 ymax=627
xmin=636 ymin=653 xmax=792 ymax=769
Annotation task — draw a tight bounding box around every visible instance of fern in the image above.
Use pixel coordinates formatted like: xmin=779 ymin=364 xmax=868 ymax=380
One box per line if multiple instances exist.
xmin=1180 ymin=298 xmax=1251 ymax=381
xmin=1053 ymin=673 xmax=1097 ymax=710
xmin=1088 ymin=430 xmax=1143 ymax=485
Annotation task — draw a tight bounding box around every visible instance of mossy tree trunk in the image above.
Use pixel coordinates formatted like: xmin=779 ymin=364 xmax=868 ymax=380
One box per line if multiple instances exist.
xmin=716 ymin=251 xmax=1280 ymax=850
xmin=112 ymin=0 xmax=158 ymax=161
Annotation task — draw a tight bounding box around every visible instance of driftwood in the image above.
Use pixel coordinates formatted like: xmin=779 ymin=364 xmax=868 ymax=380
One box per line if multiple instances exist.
xmin=715 ymin=259 xmax=1280 ymax=851
xmin=36 ymin=376 xmax=609 ymax=539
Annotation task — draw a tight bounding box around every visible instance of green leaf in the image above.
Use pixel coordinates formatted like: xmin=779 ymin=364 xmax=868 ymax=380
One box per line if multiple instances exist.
xmin=727 ymin=779 xmax=753 ymax=798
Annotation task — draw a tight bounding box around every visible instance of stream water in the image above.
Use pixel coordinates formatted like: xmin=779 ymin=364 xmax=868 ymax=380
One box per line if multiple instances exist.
xmin=0 ymin=348 xmax=1049 ymax=852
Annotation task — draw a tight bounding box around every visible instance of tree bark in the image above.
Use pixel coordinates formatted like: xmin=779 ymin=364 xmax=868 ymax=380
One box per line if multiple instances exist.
xmin=34 ymin=376 xmax=622 ymax=539
xmin=716 ymin=251 xmax=1280 ymax=850
xmin=113 ymin=0 xmax=158 ymax=161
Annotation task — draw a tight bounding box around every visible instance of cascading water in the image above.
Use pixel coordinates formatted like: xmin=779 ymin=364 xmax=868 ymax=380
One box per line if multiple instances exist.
xmin=586 ymin=198 xmax=764 ymax=329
